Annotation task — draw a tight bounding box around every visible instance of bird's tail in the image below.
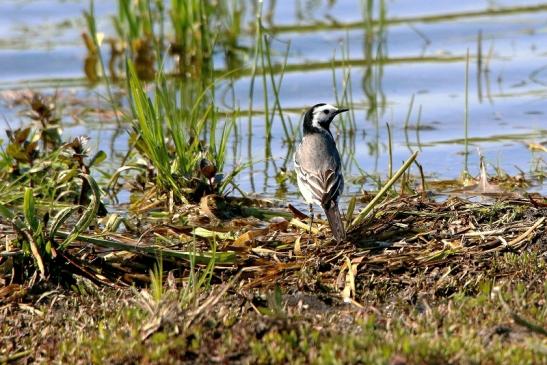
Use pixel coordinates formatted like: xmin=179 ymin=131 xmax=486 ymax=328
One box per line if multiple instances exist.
xmin=323 ymin=202 xmax=346 ymax=243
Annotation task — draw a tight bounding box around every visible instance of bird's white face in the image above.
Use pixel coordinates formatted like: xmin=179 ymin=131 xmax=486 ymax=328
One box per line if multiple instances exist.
xmin=311 ymin=104 xmax=341 ymax=129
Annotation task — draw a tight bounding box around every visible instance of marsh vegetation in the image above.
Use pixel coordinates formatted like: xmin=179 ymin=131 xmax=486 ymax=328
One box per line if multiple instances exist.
xmin=0 ymin=0 xmax=546 ymax=363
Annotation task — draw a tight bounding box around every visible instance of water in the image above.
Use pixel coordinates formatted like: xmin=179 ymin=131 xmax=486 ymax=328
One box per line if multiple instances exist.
xmin=0 ymin=0 xmax=545 ymax=208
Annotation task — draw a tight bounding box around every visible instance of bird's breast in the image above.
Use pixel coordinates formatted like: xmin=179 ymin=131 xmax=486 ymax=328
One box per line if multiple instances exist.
xmin=296 ymin=133 xmax=341 ymax=172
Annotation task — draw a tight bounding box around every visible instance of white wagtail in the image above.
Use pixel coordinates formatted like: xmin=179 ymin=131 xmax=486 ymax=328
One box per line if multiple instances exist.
xmin=294 ymin=103 xmax=348 ymax=243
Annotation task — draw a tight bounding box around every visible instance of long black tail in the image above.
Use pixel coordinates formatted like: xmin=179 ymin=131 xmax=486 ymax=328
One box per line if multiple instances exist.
xmin=323 ymin=202 xmax=345 ymax=243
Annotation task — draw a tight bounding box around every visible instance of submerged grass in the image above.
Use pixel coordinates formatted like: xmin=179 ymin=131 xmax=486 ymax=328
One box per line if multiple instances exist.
xmin=464 ymin=48 xmax=470 ymax=177
xmin=267 ymin=3 xmax=547 ymax=33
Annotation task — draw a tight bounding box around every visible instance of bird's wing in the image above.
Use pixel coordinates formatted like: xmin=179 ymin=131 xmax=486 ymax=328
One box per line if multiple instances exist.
xmin=319 ymin=168 xmax=343 ymax=208
xmin=295 ymin=157 xmax=343 ymax=208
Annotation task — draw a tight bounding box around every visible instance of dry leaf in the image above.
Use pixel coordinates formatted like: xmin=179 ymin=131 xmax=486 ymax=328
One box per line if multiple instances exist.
xmin=294 ymin=235 xmax=302 ymax=256
xmin=342 ymin=256 xmax=358 ymax=303
xmin=269 ymin=217 xmax=289 ymax=232
xmin=233 ymin=228 xmax=268 ymax=247
xmin=527 ymin=142 xmax=547 ymax=152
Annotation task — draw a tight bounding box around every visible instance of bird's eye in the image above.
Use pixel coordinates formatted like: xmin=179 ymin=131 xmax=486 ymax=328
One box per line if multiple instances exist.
xmin=323 ymin=110 xmax=329 ymax=114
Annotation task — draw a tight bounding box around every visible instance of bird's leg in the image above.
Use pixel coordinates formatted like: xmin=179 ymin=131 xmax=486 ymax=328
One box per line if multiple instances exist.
xmin=308 ymin=203 xmax=314 ymax=243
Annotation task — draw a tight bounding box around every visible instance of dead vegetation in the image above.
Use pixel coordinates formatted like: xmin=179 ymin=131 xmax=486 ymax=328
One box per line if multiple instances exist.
xmin=1 ymin=192 xmax=546 ymax=364
xmin=0 ymin=92 xmax=545 ymax=363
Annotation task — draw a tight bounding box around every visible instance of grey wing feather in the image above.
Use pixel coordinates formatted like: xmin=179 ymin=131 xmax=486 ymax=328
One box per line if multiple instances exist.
xmin=319 ymin=169 xmax=343 ymax=208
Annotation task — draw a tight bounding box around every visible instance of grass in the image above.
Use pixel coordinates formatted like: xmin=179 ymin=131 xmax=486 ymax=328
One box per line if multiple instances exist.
xmin=122 ymin=56 xmax=239 ymax=205
xmin=464 ymin=49 xmax=470 ymax=178
xmin=1 ymin=106 xmax=545 ymax=360
xmin=2 ymin=213 xmax=545 ymax=363
xmin=1 ymin=0 xmax=547 ymax=364
xmin=0 ymin=93 xmax=108 ymax=281
xmin=1 ymin=94 xmax=543 ymax=364
xmin=84 ymin=0 xmax=121 ymax=124
xmin=97 ymin=0 xmax=292 ymax=206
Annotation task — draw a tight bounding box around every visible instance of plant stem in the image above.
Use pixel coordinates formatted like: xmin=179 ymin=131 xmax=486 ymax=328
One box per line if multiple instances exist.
xmin=350 ymin=151 xmax=418 ymax=228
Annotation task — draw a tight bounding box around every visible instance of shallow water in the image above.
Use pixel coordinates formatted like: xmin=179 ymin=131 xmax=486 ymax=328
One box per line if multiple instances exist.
xmin=0 ymin=0 xmax=545 ymax=208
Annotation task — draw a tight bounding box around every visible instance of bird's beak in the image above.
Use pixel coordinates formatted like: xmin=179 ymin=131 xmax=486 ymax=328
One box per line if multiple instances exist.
xmin=335 ymin=108 xmax=349 ymax=115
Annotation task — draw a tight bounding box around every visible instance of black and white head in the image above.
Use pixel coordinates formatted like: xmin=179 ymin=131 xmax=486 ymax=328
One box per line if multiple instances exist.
xmin=303 ymin=103 xmax=349 ymax=135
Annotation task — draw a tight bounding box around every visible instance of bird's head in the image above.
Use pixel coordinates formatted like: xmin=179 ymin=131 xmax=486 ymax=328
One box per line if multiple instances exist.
xmin=303 ymin=103 xmax=349 ymax=134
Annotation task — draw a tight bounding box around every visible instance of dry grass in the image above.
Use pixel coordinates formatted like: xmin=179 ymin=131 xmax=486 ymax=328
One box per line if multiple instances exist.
xmin=1 ymin=194 xmax=546 ymax=364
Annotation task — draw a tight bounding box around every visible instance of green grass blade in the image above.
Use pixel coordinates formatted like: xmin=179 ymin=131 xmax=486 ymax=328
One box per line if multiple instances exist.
xmin=23 ymin=187 xmax=38 ymax=232
xmin=49 ymin=206 xmax=80 ymax=241
xmin=0 ymin=204 xmax=14 ymax=220
xmin=58 ymin=174 xmax=101 ymax=249
xmin=54 ymin=231 xmax=236 ymax=265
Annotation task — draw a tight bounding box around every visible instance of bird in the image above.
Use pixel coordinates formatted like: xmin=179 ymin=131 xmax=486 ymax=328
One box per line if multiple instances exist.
xmin=294 ymin=103 xmax=348 ymax=243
